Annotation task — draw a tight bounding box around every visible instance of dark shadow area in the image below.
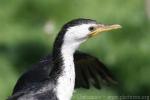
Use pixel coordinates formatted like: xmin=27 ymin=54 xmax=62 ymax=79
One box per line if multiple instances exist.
xmin=11 ymin=41 xmax=51 ymax=72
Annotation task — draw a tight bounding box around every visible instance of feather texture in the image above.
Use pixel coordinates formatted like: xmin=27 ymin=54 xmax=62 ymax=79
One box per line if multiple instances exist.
xmin=8 ymin=51 xmax=117 ymax=100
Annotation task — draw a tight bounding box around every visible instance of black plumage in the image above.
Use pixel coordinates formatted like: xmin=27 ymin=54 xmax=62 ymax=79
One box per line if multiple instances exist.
xmin=8 ymin=52 xmax=117 ymax=100
xmin=8 ymin=18 xmax=117 ymax=100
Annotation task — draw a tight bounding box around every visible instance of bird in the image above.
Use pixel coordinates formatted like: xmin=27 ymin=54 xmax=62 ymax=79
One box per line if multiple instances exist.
xmin=8 ymin=18 xmax=121 ymax=100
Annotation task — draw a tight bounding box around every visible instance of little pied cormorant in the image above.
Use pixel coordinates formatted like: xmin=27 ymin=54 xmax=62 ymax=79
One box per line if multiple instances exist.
xmin=8 ymin=18 xmax=121 ymax=100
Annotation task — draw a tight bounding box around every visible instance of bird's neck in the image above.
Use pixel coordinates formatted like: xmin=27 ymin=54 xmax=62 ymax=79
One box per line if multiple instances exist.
xmin=56 ymin=43 xmax=77 ymax=100
xmin=51 ymin=34 xmax=80 ymax=78
xmin=52 ymin=40 xmax=79 ymax=100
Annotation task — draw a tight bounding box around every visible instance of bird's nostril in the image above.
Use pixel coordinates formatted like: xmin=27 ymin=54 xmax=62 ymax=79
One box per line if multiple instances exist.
xmin=98 ymin=24 xmax=105 ymax=27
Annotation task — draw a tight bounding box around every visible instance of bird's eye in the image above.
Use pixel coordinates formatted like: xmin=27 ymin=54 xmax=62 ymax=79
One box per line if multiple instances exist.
xmin=88 ymin=26 xmax=95 ymax=31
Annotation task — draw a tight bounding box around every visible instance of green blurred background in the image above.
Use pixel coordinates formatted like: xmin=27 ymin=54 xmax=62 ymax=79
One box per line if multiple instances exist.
xmin=0 ymin=0 xmax=150 ymax=100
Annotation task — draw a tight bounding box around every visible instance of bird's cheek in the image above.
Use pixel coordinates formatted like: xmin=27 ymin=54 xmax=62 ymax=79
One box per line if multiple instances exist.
xmin=79 ymin=32 xmax=87 ymax=38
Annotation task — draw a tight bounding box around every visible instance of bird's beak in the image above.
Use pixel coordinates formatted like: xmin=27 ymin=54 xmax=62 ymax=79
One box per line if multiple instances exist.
xmin=89 ymin=24 xmax=122 ymax=37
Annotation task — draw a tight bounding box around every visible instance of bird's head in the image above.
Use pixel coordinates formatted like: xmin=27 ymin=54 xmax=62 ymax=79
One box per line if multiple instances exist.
xmin=55 ymin=18 xmax=121 ymax=52
xmin=61 ymin=18 xmax=121 ymax=44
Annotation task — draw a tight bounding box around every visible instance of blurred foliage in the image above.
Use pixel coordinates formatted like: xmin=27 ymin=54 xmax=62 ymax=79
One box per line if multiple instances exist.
xmin=0 ymin=0 xmax=150 ymax=100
